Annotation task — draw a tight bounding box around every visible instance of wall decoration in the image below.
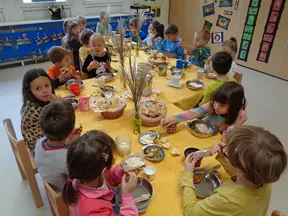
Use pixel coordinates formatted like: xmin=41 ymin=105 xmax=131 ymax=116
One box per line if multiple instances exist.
xmin=212 ymin=32 xmax=224 ymax=43
xmin=224 ymin=10 xmax=233 ymax=15
xmin=234 ymin=0 xmax=240 ymax=10
xmin=203 ymin=3 xmax=215 ymax=17
xmin=219 ymin=0 xmax=233 ymax=7
xmin=256 ymin=0 xmax=286 ymax=63
xmin=216 ymin=15 xmax=231 ymax=30
xmin=203 ymin=20 xmax=213 ymax=32
xmin=237 ymin=0 xmax=262 ymax=61
xmin=204 ymin=0 xmax=208 ymax=3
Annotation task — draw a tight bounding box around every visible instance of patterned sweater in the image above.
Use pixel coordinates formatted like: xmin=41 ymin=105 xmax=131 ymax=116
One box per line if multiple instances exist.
xmin=21 ymin=101 xmax=44 ymax=157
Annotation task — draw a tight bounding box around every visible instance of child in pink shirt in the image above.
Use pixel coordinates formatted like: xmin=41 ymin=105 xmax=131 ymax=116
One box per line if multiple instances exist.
xmin=62 ymin=130 xmax=139 ymax=216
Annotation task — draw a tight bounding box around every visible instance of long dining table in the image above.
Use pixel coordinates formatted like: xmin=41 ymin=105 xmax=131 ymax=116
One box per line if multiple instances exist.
xmin=56 ymin=51 xmax=228 ymax=216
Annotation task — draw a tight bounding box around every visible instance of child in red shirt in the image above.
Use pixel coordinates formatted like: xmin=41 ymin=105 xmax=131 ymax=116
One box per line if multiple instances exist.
xmin=62 ymin=130 xmax=140 ymax=216
xmin=47 ymin=46 xmax=77 ymax=88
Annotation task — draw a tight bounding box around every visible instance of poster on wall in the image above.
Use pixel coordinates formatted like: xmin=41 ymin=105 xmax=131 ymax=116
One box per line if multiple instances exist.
xmin=203 ymin=20 xmax=213 ymax=32
xmin=256 ymin=0 xmax=286 ymax=63
xmin=203 ymin=3 xmax=215 ymax=17
xmin=237 ymin=0 xmax=262 ymax=62
xmin=219 ymin=0 xmax=233 ymax=7
xmin=212 ymin=32 xmax=224 ymax=43
xmin=216 ymin=15 xmax=231 ymax=30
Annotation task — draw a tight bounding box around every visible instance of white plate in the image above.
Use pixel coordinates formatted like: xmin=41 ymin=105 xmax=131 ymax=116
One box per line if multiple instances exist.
xmin=168 ymin=81 xmax=184 ymax=88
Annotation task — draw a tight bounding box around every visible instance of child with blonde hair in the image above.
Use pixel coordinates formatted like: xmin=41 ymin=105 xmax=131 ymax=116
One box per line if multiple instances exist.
xmin=79 ymin=29 xmax=94 ymax=60
xmin=128 ymin=17 xmax=147 ymax=42
xmin=181 ymin=125 xmax=287 ymax=216
xmin=82 ymin=33 xmax=111 ymax=78
xmin=188 ymin=29 xmax=211 ymax=68
xmin=76 ymin=15 xmax=87 ymax=32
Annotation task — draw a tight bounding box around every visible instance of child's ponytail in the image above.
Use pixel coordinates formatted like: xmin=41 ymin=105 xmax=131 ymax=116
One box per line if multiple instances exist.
xmin=152 ymin=21 xmax=165 ymax=39
xmin=222 ymin=37 xmax=238 ymax=54
xmin=62 ymin=179 xmax=79 ymax=205
xmin=63 ymin=20 xmax=69 ymax=34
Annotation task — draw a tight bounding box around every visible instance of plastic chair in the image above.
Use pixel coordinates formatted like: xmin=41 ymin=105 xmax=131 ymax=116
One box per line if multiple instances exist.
xmin=272 ymin=210 xmax=285 ymax=216
xmin=3 ymin=119 xmax=43 ymax=208
xmin=234 ymin=72 xmax=243 ymax=84
xmin=43 ymin=180 xmax=69 ymax=216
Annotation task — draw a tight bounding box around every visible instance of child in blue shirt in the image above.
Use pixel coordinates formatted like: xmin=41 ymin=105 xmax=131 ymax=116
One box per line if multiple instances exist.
xmin=142 ymin=20 xmax=164 ymax=50
xmin=160 ymin=24 xmax=184 ymax=59
xmin=128 ymin=18 xmax=146 ymax=42
xmin=188 ymin=29 xmax=211 ymax=68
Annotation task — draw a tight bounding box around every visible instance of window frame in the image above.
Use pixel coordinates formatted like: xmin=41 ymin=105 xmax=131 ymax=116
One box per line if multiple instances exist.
xmin=82 ymin=0 xmax=124 ymax=5
xmin=21 ymin=0 xmax=72 ymax=8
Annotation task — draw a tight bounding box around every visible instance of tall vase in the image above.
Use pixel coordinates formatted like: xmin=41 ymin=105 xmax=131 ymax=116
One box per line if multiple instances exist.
xmin=133 ymin=105 xmax=141 ymax=135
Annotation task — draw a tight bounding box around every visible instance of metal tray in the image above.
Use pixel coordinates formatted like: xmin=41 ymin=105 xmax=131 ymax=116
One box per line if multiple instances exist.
xmin=133 ymin=178 xmax=154 ymax=212
xmin=64 ymin=98 xmax=79 ymax=109
xmin=138 ymin=130 xmax=159 ymax=145
xmin=186 ymin=119 xmax=217 ymax=138
xmin=194 ymin=168 xmax=221 ymax=198
xmin=95 ymin=72 xmax=115 ymax=82
xmin=143 ymin=144 xmax=165 ymax=162
xmin=186 ymin=79 xmax=204 ymax=90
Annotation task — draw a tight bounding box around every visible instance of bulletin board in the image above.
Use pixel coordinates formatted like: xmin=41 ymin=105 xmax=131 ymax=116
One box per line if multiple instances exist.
xmin=169 ymin=0 xmax=288 ymax=81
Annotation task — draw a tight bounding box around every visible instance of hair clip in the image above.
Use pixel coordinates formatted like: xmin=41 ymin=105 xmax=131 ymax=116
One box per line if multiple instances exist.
xmin=101 ymin=153 xmax=108 ymax=162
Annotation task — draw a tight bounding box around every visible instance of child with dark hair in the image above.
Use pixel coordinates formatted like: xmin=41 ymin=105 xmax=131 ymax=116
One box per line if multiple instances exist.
xmin=62 ymin=21 xmax=68 ymax=48
xmin=160 ymin=24 xmax=184 ymax=59
xmin=162 ymin=82 xmax=247 ymax=134
xmin=142 ymin=20 xmax=164 ymax=50
xmin=96 ymin=11 xmax=112 ymax=36
xmin=182 ymin=125 xmax=287 ymax=215
xmin=62 ymin=130 xmax=139 ymax=216
xmin=35 ymin=100 xmax=81 ymax=191
xmin=199 ymin=51 xmax=236 ymax=106
xmin=47 ymin=46 xmax=77 ymax=88
xmin=188 ymin=29 xmax=211 ymax=68
xmin=65 ymin=20 xmax=82 ymax=71
xmin=76 ymin=15 xmax=87 ymax=32
xmin=21 ymin=68 xmax=58 ymax=156
xmin=128 ymin=17 xmax=147 ymax=42
xmin=79 ymin=29 xmax=94 ymax=60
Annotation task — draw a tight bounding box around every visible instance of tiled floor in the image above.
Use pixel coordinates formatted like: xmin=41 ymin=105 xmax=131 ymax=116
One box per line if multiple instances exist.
xmin=0 ymin=62 xmax=287 ymax=215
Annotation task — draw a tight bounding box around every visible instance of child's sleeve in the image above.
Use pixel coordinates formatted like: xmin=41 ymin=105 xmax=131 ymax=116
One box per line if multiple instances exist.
xmin=79 ymin=47 xmax=86 ymax=60
xmin=153 ymin=37 xmax=163 ymax=50
xmin=82 ymin=55 xmax=92 ymax=73
xmin=199 ymin=84 xmax=215 ymax=106
xmin=120 ymin=194 xmax=138 ymax=216
xmin=106 ymin=164 xmax=124 ymax=186
xmin=142 ymin=36 xmax=149 ymax=45
xmin=47 ymin=67 xmax=56 ymax=79
xmin=52 ymin=78 xmax=64 ymax=88
xmin=180 ymin=172 xmax=236 ymax=216
xmin=174 ymin=46 xmax=185 ymax=59
xmin=216 ymin=154 xmax=237 ymax=177
xmin=201 ymin=47 xmax=211 ymax=60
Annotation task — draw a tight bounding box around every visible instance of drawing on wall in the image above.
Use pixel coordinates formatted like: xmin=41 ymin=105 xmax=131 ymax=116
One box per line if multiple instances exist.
xmin=224 ymin=10 xmax=233 ymax=15
xmin=234 ymin=0 xmax=240 ymax=10
xmin=212 ymin=32 xmax=224 ymax=43
xmin=256 ymin=0 xmax=286 ymax=63
xmin=203 ymin=20 xmax=213 ymax=32
xmin=238 ymin=0 xmax=262 ymax=62
xmin=216 ymin=15 xmax=231 ymax=30
xmin=219 ymin=0 xmax=233 ymax=7
xmin=203 ymin=3 xmax=215 ymax=17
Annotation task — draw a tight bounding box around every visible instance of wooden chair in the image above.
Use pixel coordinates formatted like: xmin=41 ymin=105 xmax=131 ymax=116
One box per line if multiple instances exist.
xmin=272 ymin=210 xmax=285 ymax=216
xmin=234 ymin=72 xmax=243 ymax=84
xmin=43 ymin=180 xmax=69 ymax=216
xmin=68 ymin=50 xmax=75 ymax=67
xmin=3 ymin=119 xmax=43 ymax=208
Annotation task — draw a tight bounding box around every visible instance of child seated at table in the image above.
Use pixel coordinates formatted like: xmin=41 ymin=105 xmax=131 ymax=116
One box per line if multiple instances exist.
xmin=96 ymin=11 xmax=112 ymax=36
xmin=79 ymin=29 xmax=94 ymax=60
xmin=199 ymin=51 xmax=236 ymax=106
xmin=188 ymin=29 xmax=211 ymax=68
xmin=65 ymin=20 xmax=82 ymax=71
xmin=181 ymin=125 xmax=287 ymax=216
xmin=47 ymin=46 xmax=77 ymax=88
xmin=76 ymin=15 xmax=87 ymax=32
xmin=206 ymin=37 xmax=239 ymax=78
xmin=35 ymin=101 xmax=81 ymax=192
xmin=128 ymin=17 xmax=147 ymax=42
xmin=82 ymin=33 xmax=111 ymax=78
xmin=62 ymin=130 xmax=139 ymax=216
xmin=162 ymin=82 xmax=247 ymax=134
xmin=142 ymin=20 xmax=164 ymax=50
xmin=160 ymin=24 xmax=184 ymax=59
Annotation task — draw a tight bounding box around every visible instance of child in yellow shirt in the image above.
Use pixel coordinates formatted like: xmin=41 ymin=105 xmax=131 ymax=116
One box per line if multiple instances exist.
xmin=79 ymin=29 xmax=94 ymax=60
xmin=181 ymin=125 xmax=287 ymax=216
xmin=199 ymin=51 xmax=236 ymax=106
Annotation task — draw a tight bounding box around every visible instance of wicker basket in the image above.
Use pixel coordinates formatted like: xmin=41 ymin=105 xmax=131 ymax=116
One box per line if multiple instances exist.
xmin=101 ymin=105 xmax=126 ymax=120
xmin=140 ymin=108 xmax=167 ymax=127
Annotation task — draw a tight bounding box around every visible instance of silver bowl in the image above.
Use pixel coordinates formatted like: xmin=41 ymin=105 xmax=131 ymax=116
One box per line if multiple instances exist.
xmin=138 ymin=130 xmax=160 ymax=145
xmin=143 ymin=144 xmax=165 ymax=162
xmin=95 ymin=73 xmax=114 ymax=82
xmin=194 ymin=168 xmax=221 ymax=198
xmin=133 ymin=178 xmax=154 ymax=212
xmin=64 ymin=98 xmax=79 ymax=109
xmin=186 ymin=119 xmax=217 ymax=138
xmin=65 ymin=79 xmax=84 ymax=90
xmin=186 ymin=79 xmax=204 ymax=90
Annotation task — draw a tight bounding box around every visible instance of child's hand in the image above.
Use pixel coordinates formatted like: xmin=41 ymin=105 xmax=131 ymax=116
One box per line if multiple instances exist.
xmin=121 ymin=172 xmax=138 ymax=194
xmin=235 ymin=110 xmax=248 ymax=126
xmin=48 ymin=94 xmax=61 ymax=102
xmin=88 ymin=61 xmax=99 ymax=71
xmin=161 ymin=116 xmax=178 ymax=127
xmin=212 ymin=142 xmax=226 ymax=155
xmin=184 ymin=153 xmax=198 ymax=172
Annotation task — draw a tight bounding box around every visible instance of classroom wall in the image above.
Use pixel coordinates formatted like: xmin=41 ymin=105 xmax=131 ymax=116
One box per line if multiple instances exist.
xmin=169 ymin=0 xmax=288 ymax=81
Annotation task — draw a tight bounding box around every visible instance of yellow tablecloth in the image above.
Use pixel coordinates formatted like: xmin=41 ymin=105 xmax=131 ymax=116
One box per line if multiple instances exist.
xmin=55 ymin=52 xmax=227 ymax=216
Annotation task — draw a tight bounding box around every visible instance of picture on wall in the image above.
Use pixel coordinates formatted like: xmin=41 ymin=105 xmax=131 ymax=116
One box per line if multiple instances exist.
xmin=216 ymin=15 xmax=231 ymax=30
xmin=203 ymin=3 xmax=215 ymax=17
xmin=219 ymin=0 xmax=233 ymax=7
xmin=224 ymin=10 xmax=233 ymax=15
xmin=257 ymin=0 xmax=286 ymax=63
xmin=203 ymin=20 xmax=213 ymax=32
xmin=212 ymin=32 xmax=224 ymax=43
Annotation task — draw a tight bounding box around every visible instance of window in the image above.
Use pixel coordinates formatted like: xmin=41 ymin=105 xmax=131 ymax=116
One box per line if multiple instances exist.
xmin=23 ymin=0 xmax=66 ymax=3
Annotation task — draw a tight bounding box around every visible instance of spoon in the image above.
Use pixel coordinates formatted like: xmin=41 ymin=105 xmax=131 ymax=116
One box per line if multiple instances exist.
xmin=194 ymin=164 xmax=221 ymax=184
xmin=143 ymin=152 xmax=154 ymax=158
